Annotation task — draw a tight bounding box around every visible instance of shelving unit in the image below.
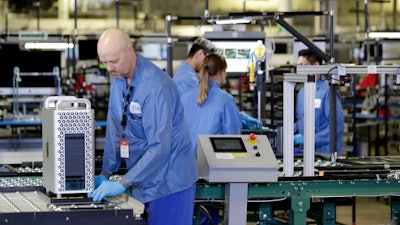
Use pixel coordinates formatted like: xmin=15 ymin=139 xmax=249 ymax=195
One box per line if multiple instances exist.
xmin=224 ymin=75 xmax=255 ymax=117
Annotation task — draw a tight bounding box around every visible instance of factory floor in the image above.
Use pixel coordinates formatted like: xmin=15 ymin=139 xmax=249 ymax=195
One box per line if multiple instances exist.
xmin=336 ymin=197 xmax=392 ymax=225
xmin=242 ymin=196 xmax=393 ymax=225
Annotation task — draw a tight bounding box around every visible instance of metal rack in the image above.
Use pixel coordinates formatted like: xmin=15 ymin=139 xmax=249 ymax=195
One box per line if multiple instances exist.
xmin=12 ymin=66 xmax=61 ymax=118
xmin=283 ymin=64 xmax=400 ymax=163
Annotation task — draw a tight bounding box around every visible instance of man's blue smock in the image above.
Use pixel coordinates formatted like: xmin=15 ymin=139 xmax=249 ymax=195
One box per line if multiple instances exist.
xmin=181 ymin=81 xmax=243 ymax=155
xmin=294 ymin=76 xmax=344 ymax=155
xmin=103 ymin=54 xmax=198 ymax=203
xmin=173 ymin=61 xmax=199 ymax=97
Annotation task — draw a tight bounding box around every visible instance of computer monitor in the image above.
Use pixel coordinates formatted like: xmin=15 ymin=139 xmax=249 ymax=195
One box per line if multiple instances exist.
xmin=211 ymin=39 xmax=262 ymax=75
xmin=77 ymin=39 xmax=99 ymax=60
xmin=204 ymin=31 xmax=266 ymax=76
xmin=0 ymin=43 xmax=61 ymax=96
xmin=139 ymin=42 xmax=167 ymax=60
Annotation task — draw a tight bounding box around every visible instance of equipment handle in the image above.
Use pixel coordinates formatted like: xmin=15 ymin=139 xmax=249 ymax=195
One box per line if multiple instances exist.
xmin=56 ymin=98 xmax=91 ymax=110
xmin=44 ymin=96 xmax=77 ymax=108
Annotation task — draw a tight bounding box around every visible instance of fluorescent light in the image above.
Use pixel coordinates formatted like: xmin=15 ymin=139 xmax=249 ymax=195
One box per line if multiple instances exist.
xmin=212 ymin=17 xmax=252 ymax=25
xmin=24 ymin=42 xmax=74 ymax=50
xmin=368 ymin=32 xmax=400 ymax=39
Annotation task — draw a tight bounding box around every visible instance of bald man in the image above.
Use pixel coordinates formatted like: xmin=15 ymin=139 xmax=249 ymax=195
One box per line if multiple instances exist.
xmin=93 ymin=28 xmax=198 ymax=225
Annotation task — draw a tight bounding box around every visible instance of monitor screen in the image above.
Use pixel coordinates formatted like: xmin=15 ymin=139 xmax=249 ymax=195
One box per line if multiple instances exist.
xmin=139 ymin=42 xmax=167 ymax=60
xmin=77 ymin=39 xmax=99 ymax=60
xmin=210 ymin=137 xmax=247 ymax=153
xmin=0 ymin=43 xmax=61 ymax=95
xmin=211 ymin=40 xmax=264 ymax=75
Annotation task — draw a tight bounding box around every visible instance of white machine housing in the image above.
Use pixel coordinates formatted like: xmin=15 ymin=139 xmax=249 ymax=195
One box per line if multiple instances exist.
xmin=197 ymin=134 xmax=279 ymax=183
xmin=42 ymin=96 xmax=94 ymax=194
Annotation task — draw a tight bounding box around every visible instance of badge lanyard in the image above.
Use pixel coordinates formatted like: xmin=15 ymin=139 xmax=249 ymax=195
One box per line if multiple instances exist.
xmin=120 ymin=86 xmax=133 ymax=158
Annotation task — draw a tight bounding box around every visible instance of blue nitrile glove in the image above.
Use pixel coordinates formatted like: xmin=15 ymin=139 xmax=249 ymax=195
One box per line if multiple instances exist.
xmin=294 ymin=134 xmax=304 ymax=146
xmin=92 ymin=180 xmax=126 ymax=202
xmin=95 ymin=174 xmax=109 ymax=188
xmin=294 ymin=147 xmax=303 ymax=154
xmin=241 ymin=112 xmax=263 ymax=130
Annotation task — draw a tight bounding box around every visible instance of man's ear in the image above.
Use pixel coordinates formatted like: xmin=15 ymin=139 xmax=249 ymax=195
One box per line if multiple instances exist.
xmin=197 ymin=49 xmax=207 ymax=57
xmin=127 ymin=44 xmax=135 ymax=55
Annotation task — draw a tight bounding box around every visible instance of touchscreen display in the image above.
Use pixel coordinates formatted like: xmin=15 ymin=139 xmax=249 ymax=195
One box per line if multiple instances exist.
xmin=210 ymin=137 xmax=246 ymax=153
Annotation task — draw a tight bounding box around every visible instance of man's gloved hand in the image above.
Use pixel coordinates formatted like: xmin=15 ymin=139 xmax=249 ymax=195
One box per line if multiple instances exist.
xmin=241 ymin=112 xmax=263 ymax=130
xmin=294 ymin=134 xmax=304 ymax=146
xmin=92 ymin=180 xmax=126 ymax=202
xmin=95 ymin=174 xmax=109 ymax=188
xmin=294 ymin=148 xmax=303 ymax=154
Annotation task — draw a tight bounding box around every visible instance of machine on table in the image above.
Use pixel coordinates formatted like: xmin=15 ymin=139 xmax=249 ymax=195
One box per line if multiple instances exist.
xmin=197 ymin=134 xmax=279 ymax=225
xmin=42 ymin=96 xmax=94 ymax=197
xmin=196 ymin=153 xmax=400 ymax=225
xmin=0 ymin=96 xmax=145 ymax=225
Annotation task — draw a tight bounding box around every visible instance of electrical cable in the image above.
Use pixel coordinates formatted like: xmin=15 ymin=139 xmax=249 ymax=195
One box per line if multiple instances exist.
xmin=195 ymin=204 xmax=217 ymax=225
xmin=324 ymin=66 xmax=338 ymax=83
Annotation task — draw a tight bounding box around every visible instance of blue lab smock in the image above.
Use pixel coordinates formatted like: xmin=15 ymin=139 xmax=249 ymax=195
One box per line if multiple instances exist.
xmin=173 ymin=61 xmax=199 ymax=97
xmin=181 ymin=80 xmax=243 ymax=155
xmin=294 ymin=76 xmax=344 ymax=155
xmin=103 ymin=54 xmax=198 ymax=203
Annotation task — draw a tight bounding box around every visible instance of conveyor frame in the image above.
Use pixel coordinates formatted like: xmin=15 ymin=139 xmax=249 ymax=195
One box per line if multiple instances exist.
xmin=196 ymin=179 xmax=400 ymax=225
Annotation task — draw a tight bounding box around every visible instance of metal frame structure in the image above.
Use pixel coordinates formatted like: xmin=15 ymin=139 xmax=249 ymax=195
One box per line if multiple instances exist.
xmin=12 ymin=66 xmax=61 ymax=118
xmin=282 ymin=64 xmax=400 ymax=177
xmin=196 ymin=179 xmax=400 ymax=225
xmin=283 ymin=73 xmax=316 ymax=177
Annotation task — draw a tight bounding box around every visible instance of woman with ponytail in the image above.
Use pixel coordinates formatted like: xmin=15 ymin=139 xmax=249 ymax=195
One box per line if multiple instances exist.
xmin=181 ymin=53 xmax=242 ymax=225
xmin=181 ymin=53 xmax=242 ymax=156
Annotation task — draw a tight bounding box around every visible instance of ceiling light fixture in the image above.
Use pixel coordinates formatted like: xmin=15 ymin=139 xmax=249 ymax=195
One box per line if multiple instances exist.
xmin=210 ymin=17 xmax=252 ymax=25
xmin=368 ymin=31 xmax=400 ymax=39
xmin=24 ymin=42 xmax=74 ymax=50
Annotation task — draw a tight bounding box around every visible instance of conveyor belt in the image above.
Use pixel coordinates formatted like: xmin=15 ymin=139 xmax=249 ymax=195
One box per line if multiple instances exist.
xmin=3 ymin=155 xmax=400 ymax=182
xmin=0 ymin=163 xmax=146 ymax=225
xmin=2 ymin=155 xmax=400 ymax=225
xmin=0 ymin=186 xmax=145 ymax=225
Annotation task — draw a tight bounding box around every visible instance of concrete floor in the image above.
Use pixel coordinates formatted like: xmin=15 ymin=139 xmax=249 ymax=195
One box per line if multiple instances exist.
xmin=336 ymin=197 xmax=392 ymax=225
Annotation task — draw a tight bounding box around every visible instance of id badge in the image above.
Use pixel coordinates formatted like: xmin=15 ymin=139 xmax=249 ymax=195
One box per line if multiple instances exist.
xmin=120 ymin=140 xmax=129 ymax=158
xmin=314 ymin=99 xmax=322 ymax=108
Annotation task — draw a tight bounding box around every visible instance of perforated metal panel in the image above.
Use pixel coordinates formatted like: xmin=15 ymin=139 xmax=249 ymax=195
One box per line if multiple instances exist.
xmin=42 ymin=96 xmax=94 ymax=195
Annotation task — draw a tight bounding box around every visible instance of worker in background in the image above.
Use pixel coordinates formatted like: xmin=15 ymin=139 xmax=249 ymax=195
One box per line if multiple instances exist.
xmin=92 ymin=28 xmax=198 ymax=225
xmin=294 ymin=49 xmax=344 ymax=156
xmin=174 ymin=37 xmax=262 ymax=130
xmin=173 ymin=37 xmax=218 ymax=97
xmin=181 ymin=53 xmax=243 ymax=155
xmin=181 ymin=53 xmax=242 ymax=225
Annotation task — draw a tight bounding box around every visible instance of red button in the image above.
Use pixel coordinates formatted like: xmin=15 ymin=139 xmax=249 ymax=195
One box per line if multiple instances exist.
xmin=249 ymin=133 xmax=256 ymax=140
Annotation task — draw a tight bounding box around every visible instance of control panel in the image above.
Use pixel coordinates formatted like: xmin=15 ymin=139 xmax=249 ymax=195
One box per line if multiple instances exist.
xmin=197 ymin=134 xmax=278 ymax=183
